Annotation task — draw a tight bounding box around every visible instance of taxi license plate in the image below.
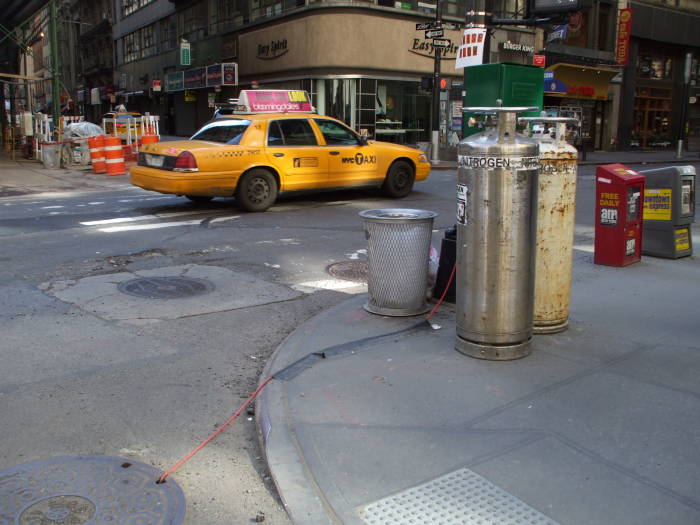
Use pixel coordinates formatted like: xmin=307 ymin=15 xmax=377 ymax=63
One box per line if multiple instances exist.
xmin=146 ymin=154 xmax=164 ymax=168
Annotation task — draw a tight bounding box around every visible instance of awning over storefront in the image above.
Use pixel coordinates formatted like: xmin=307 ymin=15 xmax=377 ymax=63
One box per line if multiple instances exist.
xmin=544 ymin=63 xmax=619 ymax=100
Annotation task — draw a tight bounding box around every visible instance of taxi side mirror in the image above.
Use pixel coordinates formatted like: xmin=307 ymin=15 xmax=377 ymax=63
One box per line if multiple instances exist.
xmin=359 ymin=135 xmax=368 ymax=146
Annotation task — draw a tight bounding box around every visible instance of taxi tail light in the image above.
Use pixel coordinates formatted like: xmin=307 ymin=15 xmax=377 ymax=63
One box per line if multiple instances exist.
xmin=174 ymin=151 xmax=198 ymax=172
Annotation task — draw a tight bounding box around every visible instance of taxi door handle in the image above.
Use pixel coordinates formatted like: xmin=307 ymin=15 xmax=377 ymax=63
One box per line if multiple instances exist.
xmin=273 ymin=152 xmax=284 ymax=157
xmin=329 ymin=151 xmax=340 ymax=155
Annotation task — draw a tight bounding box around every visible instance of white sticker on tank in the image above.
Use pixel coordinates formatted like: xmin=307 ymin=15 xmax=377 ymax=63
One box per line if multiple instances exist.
xmin=457 ymin=184 xmax=467 ymax=224
xmin=457 ymin=184 xmax=468 ymax=201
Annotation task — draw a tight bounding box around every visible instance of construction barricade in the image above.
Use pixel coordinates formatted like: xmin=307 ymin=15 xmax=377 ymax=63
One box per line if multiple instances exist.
xmin=103 ymin=136 xmax=126 ymax=176
xmin=88 ymin=135 xmax=106 ymax=174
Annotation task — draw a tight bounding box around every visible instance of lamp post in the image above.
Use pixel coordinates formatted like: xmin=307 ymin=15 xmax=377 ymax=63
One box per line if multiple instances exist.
xmin=49 ymin=0 xmax=61 ymax=138
xmin=430 ymin=0 xmax=443 ymax=162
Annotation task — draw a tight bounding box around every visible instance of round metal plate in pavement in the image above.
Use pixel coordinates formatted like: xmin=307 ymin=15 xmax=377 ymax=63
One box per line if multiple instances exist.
xmin=117 ymin=276 xmax=214 ymax=299
xmin=0 ymin=455 xmax=185 ymax=524
xmin=326 ymin=261 xmax=368 ymax=283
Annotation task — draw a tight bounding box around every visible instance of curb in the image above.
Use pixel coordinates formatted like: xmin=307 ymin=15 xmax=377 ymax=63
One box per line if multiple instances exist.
xmin=256 ymin=303 xmax=346 ymax=525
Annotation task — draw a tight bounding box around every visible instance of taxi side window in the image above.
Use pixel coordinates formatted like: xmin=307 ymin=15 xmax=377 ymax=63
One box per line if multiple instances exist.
xmin=315 ymin=119 xmax=359 ymax=146
xmin=268 ymin=119 xmax=318 ymax=146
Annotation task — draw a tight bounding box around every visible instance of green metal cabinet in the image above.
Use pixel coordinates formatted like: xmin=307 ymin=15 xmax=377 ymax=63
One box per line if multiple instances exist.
xmin=463 ymin=63 xmax=544 ymax=137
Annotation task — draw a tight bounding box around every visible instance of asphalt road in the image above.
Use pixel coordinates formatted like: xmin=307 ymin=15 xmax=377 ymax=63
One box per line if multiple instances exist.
xmin=1 ymin=161 xmax=697 ymax=524
xmin=0 ymin=172 xmax=456 ymax=525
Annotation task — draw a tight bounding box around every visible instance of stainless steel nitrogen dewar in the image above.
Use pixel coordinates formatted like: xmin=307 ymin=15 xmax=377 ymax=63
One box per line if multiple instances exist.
xmin=520 ymin=116 xmax=579 ymax=334
xmin=455 ymin=107 xmax=540 ymax=360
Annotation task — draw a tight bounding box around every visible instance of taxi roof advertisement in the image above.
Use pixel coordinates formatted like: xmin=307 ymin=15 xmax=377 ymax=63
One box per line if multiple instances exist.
xmin=241 ymin=90 xmax=312 ymax=112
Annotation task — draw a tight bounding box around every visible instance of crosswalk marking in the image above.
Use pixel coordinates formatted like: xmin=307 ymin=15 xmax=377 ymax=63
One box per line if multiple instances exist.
xmin=82 ymin=210 xmax=243 ymax=233
xmin=81 ymin=211 xmax=201 ymax=226
xmin=99 ymin=220 xmax=204 ymax=233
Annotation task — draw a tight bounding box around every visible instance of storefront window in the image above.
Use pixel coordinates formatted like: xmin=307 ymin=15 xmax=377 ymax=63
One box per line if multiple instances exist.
xmin=637 ymin=56 xmax=673 ymax=80
xmin=316 ymin=79 xmax=357 ymax=129
xmin=376 ymin=80 xmax=430 ymax=145
xmin=632 ymin=86 xmax=672 ymax=148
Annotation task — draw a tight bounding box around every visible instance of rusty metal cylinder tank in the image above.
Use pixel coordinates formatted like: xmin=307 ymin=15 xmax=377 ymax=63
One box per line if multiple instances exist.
xmin=520 ymin=116 xmax=579 ymax=334
xmin=455 ymin=107 xmax=540 ymax=360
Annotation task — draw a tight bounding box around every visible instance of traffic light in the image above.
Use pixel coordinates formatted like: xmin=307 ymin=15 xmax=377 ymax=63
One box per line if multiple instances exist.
xmin=420 ymin=76 xmax=434 ymax=90
xmin=438 ymin=77 xmax=448 ymax=90
xmin=529 ymin=0 xmax=591 ymax=15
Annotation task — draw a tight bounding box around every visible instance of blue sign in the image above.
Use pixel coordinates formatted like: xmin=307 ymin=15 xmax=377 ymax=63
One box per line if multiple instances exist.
xmin=544 ymin=71 xmax=568 ymax=94
xmin=547 ymin=24 xmax=568 ymax=43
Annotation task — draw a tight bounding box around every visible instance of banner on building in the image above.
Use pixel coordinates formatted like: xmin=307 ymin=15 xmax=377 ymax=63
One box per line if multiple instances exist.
xmin=616 ymin=8 xmax=633 ymax=66
xmin=180 ymin=41 xmax=191 ymax=66
xmin=455 ymin=29 xmax=487 ymax=69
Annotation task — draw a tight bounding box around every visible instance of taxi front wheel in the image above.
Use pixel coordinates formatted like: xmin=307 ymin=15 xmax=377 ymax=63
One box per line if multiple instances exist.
xmin=381 ymin=160 xmax=415 ymax=198
xmin=236 ymin=169 xmax=278 ymax=212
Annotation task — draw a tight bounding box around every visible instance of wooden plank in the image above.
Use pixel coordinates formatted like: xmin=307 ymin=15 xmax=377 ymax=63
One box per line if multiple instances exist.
xmin=0 ymin=72 xmax=42 ymax=81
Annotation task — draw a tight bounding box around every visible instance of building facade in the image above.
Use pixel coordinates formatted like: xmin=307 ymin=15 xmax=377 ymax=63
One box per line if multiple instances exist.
xmin=617 ymin=0 xmax=700 ymax=151
xmin=106 ymin=0 xmax=537 ymax=158
xmin=539 ymin=0 xmax=620 ymax=152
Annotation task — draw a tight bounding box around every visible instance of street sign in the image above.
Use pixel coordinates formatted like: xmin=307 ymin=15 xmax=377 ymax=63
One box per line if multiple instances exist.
xmin=442 ymin=22 xmax=461 ymax=30
xmin=432 ymin=38 xmax=452 ymax=48
xmin=416 ymin=21 xmax=441 ymax=30
xmin=425 ymin=29 xmax=444 ymax=38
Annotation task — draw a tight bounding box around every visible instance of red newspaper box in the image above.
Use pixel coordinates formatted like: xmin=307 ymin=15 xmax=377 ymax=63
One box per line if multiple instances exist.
xmin=594 ymin=164 xmax=645 ymax=266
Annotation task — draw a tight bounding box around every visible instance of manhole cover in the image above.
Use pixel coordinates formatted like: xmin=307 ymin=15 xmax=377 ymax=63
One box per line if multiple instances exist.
xmin=117 ymin=276 xmax=214 ymax=299
xmin=326 ymin=261 xmax=368 ymax=283
xmin=0 ymin=455 xmax=185 ymax=524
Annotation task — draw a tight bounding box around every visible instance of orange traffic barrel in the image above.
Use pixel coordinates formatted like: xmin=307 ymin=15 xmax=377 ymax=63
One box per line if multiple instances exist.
xmin=122 ymin=143 xmax=137 ymax=162
xmin=88 ymin=135 xmax=106 ymax=174
xmin=139 ymin=134 xmax=159 ymax=147
xmin=104 ymin=136 xmax=126 ymax=176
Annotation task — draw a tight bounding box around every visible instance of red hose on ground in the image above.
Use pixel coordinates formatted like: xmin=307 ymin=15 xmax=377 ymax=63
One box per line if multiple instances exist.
xmin=425 ymin=263 xmax=456 ymax=321
xmin=156 ymin=375 xmax=274 ymax=484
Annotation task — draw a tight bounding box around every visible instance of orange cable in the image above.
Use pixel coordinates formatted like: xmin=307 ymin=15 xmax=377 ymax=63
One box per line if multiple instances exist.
xmin=157 ymin=375 xmax=274 ymax=484
xmin=425 ymin=262 xmax=456 ymax=321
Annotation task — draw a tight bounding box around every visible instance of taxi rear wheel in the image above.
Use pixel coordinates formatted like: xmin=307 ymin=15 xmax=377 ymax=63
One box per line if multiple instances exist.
xmin=382 ymin=160 xmax=415 ymax=198
xmin=236 ymin=169 xmax=278 ymax=212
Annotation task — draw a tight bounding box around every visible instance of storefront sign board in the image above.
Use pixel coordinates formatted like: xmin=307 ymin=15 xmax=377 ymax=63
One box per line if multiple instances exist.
xmin=184 ymin=68 xmax=206 ymax=89
xmin=616 ymin=9 xmax=633 ymax=65
xmin=165 ymin=72 xmax=184 ymax=92
xmin=456 ymin=29 xmax=487 ymax=69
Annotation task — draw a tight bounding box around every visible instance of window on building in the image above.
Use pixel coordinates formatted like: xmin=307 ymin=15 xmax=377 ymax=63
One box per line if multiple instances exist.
xmin=178 ymin=2 xmax=208 ymax=40
xmin=492 ymin=0 xmax=527 ymax=19
xmin=211 ymin=0 xmax=246 ymax=33
xmin=160 ymin=15 xmax=176 ymax=51
xmin=123 ymin=31 xmax=140 ymax=63
xmin=123 ymin=0 xmax=138 ymax=16
xmin=637 ymin=56 xmax=673 ymax=80
xmin=142 ymin=24 xmax=156 ymax=57
xmin=122 ymin=0 xmax=155 ymax=17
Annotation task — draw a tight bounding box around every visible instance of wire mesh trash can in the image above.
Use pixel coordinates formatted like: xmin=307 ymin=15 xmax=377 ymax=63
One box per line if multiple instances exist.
xmin=360 ymin=208 xmax=437 ymax=316
xmin=40 ymin=142 xmax=62 ymax=169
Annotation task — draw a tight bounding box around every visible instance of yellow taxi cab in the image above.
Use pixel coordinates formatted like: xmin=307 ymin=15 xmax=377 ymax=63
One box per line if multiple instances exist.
xmin=130 ymin=89 xmax=431 ymax=212
xmin=102 ymin=111 xmax=144 ymax=139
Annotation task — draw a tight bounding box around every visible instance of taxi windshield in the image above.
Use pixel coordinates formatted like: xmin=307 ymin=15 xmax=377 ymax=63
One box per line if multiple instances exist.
xmin=191 ymin=119 xmax=251 ymax=145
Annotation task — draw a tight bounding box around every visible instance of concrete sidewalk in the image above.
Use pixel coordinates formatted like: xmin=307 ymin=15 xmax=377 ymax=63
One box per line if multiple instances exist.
xmin=0 ymin=155 xmax=133 ymax=197
xmin=258 ymin=251 xmax=700 ymax=523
